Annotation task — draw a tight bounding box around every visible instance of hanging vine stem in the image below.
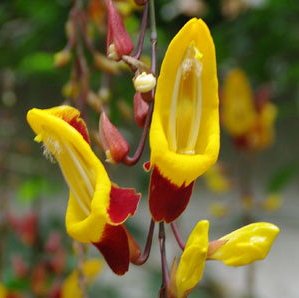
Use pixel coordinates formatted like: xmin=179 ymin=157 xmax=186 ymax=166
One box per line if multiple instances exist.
xmin=133 ymin=2 xmax=149 ymax=60
xmin=159 ymin=222 xmax=169 ymax=298
xmin=122 ymin=0 xmax=157 ymax=166
xmin=170 ymin=222 xmax=185 ymax=251
xmin=132 ymin=219 xmax=155 ymax=265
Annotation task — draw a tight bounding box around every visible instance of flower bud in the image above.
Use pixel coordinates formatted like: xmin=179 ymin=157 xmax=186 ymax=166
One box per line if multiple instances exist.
xmin=133 ymin=92 xmax=149 ymax=127
xmin=133 ymin=72 xmax=156 ymax=93
xmin=54 ymin=50 xmax=71 ymax=67
xmin=99 ymin=112 xmax=129 ymax=163
xmin=207 ymin=222 xmax=280 ymax=266
xmin=105 ymin=0 xmax=134 ymax=60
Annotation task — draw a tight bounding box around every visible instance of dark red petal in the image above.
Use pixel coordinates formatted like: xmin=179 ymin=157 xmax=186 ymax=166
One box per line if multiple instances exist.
xmin=149 ymin=167 xmax=194 ymax=223
xmin=108 ymin=185 xmax=141 ymax=224
xmin=67 ymin=115 xmax=90 ymax=144
xmin=93 ymin=224 xmax=130 ymax=275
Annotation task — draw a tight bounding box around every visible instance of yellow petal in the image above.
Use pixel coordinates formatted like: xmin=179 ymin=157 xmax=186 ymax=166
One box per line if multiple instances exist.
xmin=150 ymin=18 xmax=219 ymax=186
xmin=208 ymin=222 xmax=280 ymax=266
xmin=61 ymin=259 xmax=103 ymax=298
xmin=172 ymin=220 xmax=209 ymax=298
xmin=27 ymin=106 xmax=111 ymax=243
xmin=222 ymin=68 xmax=257 ymax=136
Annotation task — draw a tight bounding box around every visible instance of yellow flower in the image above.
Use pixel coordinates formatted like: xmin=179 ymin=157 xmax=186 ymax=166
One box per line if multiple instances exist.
xmin=208 ymin=222 xmax=280 ymax=266
xmin=27 ymin=106 xmax=141 ymax=275
xmin=221 ymin=68 xmax=257 ymax=136
xmin=170 ymin=221 xmax=279 ymax=297
xmin=61 ymin=259 xmax=102 ymax=298
xmin=170 ymin=220 xmax=209 ymax=298
xmin=150 ymin=18 xmax=219 ymax=187
xmin=149 ymin=18 xmax=219 ymax=222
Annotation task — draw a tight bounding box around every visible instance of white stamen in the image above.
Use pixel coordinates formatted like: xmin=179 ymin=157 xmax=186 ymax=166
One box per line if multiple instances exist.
xmin=63 ymin=141 xmax=94 ymax=199
xmin=167 ymin=45 xmax=203 ymax=155
xmin=185 ymin=60 xmax=203 ymax=152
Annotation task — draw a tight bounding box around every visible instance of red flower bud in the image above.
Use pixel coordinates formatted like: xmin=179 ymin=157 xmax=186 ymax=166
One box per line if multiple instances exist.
xmin=99 ymin=112 xmax=129 ymax=163
xmin=133 ymin=92 xmax=149 ymax=127
xmin=105 ymin=0 xmax=134 ymax=60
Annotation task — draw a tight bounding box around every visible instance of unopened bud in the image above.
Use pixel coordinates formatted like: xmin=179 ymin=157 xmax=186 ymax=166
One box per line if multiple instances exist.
xmin=133 ymin=72 xmax=156 ymax=93
xmin=134 ymin=92 xmax=149 ymax=127
xmin=99 ymin=112 xmax=129 ymax=163
xmin=54 ymin=50 xmax=71 ymax=67
xmin=105 ymin=0 xmax=134 ymax=60
xmin=207 ymin=222 xmax=280 ymax=266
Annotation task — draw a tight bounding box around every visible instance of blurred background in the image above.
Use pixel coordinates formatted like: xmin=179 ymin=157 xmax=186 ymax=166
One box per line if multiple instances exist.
xmin=1 ymin=0 xmax=299 ymax=297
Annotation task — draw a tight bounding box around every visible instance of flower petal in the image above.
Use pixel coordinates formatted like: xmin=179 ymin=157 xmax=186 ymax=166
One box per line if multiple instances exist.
xmin=108 ymin=185 xmax=141 ymax=224
xmin=208 ymin=222 xmax=280 ymax=266
xmin=149 ymin=167 xmax=194 ymax=223
xmin=171 ymin=220 xmax=209 ymax=298
xmin=27 ymin=106 xmax=112 ymax=243
xmin=93 ymin=224 xmax=130 ymax=275
xmin=150 ymin=18 xmax=219 ymax=187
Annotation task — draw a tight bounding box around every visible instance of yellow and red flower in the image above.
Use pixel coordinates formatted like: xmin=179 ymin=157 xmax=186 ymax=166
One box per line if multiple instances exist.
xmin=221 ymin=68 xmax=277 ymax=151
xmin=149 ymin=18 xmax=219 ymax=222
xmin=27 ymin=106 xmax=141 ymax=275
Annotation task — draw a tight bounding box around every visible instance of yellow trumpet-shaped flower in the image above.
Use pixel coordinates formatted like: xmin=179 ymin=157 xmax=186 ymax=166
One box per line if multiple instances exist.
xmin=149 ymin=18 xmax=219 ymax=222
xmin=170 ymin=220 xmax=209 ymax=298
xmin=221 ymin=68 xmax=257 ymax=136
xmin=27 ymin=106 xmax=141 ymax=275
xmin=170 ymin=221 xmax=279 ymax=297
xmin=61 ymin=259 xmax=102 ymax=298
xmin=208 ymin=222 xmax=280 ymax=266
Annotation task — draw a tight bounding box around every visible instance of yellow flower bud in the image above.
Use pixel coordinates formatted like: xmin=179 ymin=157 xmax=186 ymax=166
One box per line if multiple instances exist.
xmin=133 ymin=72 xmax=156 ymax=93
xmin=170 ymin=220 xmax=209 ymax=298
xmin=208 ymin=222 xmax=280 ymax=266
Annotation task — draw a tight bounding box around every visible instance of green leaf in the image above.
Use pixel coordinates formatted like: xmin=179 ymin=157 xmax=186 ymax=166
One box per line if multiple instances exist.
xmin=267 ymin=164 xmax=299 ymax=193
xmin=19 ymin=52 xmax=54 ymax=74
xmin=17 ymin=177 xmax=51 ymax=204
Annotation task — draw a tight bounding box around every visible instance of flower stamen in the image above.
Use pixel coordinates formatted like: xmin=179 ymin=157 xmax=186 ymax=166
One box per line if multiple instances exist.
xmin=168 ymin=44 xmax=203 ymax=155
